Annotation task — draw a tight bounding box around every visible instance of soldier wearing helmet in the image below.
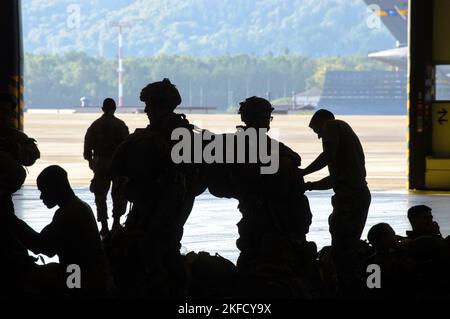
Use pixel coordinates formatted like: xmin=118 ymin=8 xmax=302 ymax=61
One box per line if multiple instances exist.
xmin=109 ymin=79 xmax=206 ymax=297
xmin=238 ymin=96 xmax=274 ymax=130
xmin=0 ymin=92 xmax=40 ymax=167
xmin=208 ymin=97 xmax=313 ymax=281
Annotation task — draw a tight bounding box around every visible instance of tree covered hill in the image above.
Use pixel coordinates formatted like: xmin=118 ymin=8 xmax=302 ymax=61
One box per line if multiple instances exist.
xmin=22 ymin=0 xmax=395 ymax=57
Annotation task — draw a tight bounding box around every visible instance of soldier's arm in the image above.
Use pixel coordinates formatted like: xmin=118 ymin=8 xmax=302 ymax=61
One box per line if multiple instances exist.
xmin=83 ymin=127 xmax=93 ymax=161
xmin=301 ymin=151 xmax=329 ymax=176
xmin=305 ymin=176 xmax=332 ymax=191
xmin=110 ymin=136 xmax=129 ymax=178
xmin=301 ymin=123 xmax=338 ymax=176
xmin=12 ymin=217 xmax=58 ymax=257
xmin=121 ymin=123 xmax=130 ymax=140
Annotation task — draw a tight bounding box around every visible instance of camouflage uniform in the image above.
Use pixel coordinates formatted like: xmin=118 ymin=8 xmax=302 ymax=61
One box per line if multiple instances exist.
xmin=84 ymin=113 xmax=129 ymax=224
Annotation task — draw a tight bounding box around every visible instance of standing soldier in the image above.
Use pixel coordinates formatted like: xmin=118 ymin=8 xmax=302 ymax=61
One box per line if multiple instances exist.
xmin=301 ymin=109 xmax=371 ymax=297
xmin=84 ymin=98 xmax=129 ymax=235
xmin=207 ymin=97 xmax=315 ymax=297
xmin=108 ymin=79 xmax=206 ymax=297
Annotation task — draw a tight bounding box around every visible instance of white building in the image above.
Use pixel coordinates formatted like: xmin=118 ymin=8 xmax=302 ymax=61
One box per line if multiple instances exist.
xmin=293 ymin=87 xmax=322 ymax=107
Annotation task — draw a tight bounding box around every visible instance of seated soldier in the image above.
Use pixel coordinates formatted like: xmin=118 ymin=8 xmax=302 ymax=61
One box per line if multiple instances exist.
xmin=406 ymin=205 xmax=442 ymax=239
xmin=365 ymin=223 xmax=417 ymax=298
xmin=367 ymin=223 xmax=401 ymax=254
xmin=11 ymin=165 xmax=111 ymax=296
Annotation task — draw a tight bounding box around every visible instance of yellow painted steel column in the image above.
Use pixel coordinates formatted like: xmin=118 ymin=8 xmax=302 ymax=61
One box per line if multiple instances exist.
xmin=423 ymin=0 xmax=450 ymax=189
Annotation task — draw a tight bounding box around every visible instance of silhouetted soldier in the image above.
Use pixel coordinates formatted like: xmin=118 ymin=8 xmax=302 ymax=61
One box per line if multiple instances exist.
xmin=11 ymin=165 xmax=111 ymax=296
xmin=84 ymin=98 xmax=129 ymax=235
xmin=406 ymin=205 xmax=442 ymax=239
xmin=208 ymin=97 xmax=315 ymax=297
xmin=0 ymin=151 xmax=33 ymax=296
xmin=109 ymin=79 xmax=205 ymax=297
xmin=301 ymin=109 xmax=371 ymax=297
xmin=0 ymin=92 xmax=40 ymax=167
xmin=0 ymin=92 xmax=40 ymax=295
xmin=364 ymin=223 xmax=415 ymax=298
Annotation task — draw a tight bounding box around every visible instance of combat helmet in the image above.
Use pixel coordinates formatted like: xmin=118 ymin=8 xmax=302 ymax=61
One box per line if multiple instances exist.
xmin=238 ymin=96 xmax=274 ymax=123
xmin=140 ymin=78 xmax=182 ymax=111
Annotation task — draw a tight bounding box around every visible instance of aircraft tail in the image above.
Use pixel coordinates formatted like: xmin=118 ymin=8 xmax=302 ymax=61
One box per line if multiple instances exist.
xmin=364 ymin=0 xmax=408 ymax=46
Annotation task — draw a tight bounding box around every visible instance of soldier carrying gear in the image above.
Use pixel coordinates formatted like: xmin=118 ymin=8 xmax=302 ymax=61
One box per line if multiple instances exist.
xmin=0 ymin=92 xmax=40 ymax=295
xmin=0 ymin=92 xmax=40 ymax=167
xmin=208 ymin=97 xmax=314 ymax=288
xmin=108 ymin=79 xmax=206 ymax=297
xmin=84 ymin=98 xmax=129 ymax=236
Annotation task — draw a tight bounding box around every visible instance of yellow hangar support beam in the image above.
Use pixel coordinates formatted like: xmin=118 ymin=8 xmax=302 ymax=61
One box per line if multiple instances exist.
xmin=409 ymin=0 xmax=450 ymax=190
xmin=0 ymin=0 xmax=24 ymax=131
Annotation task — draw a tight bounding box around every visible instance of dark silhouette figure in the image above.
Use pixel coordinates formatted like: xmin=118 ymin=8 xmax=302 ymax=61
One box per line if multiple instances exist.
xmin=363 ymin=223 xmax=416 ymax=298
xmin=406 ymin=205 xmax=442 ymax=239
xmin=84 ymin=98 xmax=129 ymax=235
xmin=0 ymin=92 xmax=40 ymax=295
xmin=367 ymin=223 xmax=399 ymax=253
xmin=0 ymin=151 xmax=32 ymax=296
xmin=0 ymin=92 xmax=40 ymax=167
xmin=108 ymin=79 xmax=206 ymax=297
xmin=208 ymin=97 xmax=316 ymax=297
xmin=301 ymin=109 xmax=371 ymax=297
xmin=11 ymin=165 xmax=111 ymax=296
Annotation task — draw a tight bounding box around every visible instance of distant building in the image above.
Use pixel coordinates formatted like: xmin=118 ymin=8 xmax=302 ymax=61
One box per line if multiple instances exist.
xmin=270 ymin=87 xmax=321 ymax=114
xmin=293 ymin=87 xmax=322 ymax=107
xmin=318 ymin=70 xmax=407 ymax=114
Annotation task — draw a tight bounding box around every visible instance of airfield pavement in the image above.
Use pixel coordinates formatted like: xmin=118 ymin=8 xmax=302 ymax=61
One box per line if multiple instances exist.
xmin=22 ymin=112 xmax=408 ymax=189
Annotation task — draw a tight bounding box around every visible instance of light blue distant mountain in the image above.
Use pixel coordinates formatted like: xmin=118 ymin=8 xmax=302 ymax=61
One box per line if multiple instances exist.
xmin=22 ymin=0 xmax=395 ymax=57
